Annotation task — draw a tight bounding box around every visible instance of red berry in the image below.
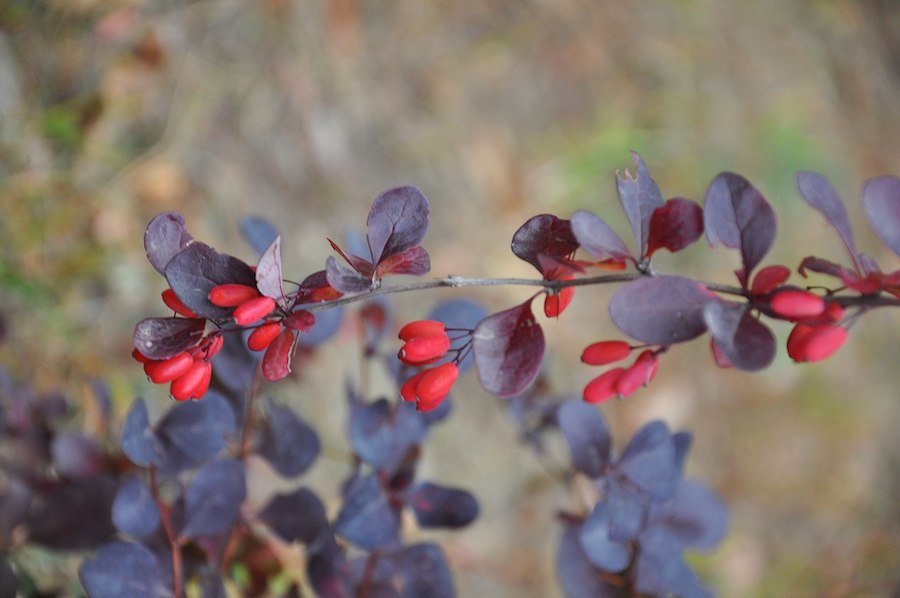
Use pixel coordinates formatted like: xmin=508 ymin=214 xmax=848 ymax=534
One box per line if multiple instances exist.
xmin=209 ymin=283 xmax=260 ymax=307
xmin=398 ymin=320 xmax=446 ymax=341
xmin=169 ymin=360 xmax=211 ymax=401
xmin=189 ymin=362 xmax=213 ymax=400
xmin=615 ymin=350 xmax=659 ymax=397
xmin=787 ymin=324 xmax=848 ymax=362
xmin=398 ymin=334 xmax=451 ymax=366
xmin=400 ymin=370 xmax=426 ymax=403
xmin=132 ymin=348 xmax=152 ymax=364
xmin=750 ymin=265 xmax=791 ymax=295
xmin=248 ymin=322 xmax=282 ymax=351
xmin=144 ymin=352 xmax=194 ymax=384
xmin=581 ymin=340 xmax=632 ymax=366
xmin=205 ymin=334 xmax=224 ymax=359
xmin=233 ymin=296 xmax=276 ymax=326
xmin=770 ymin=290 xmax=825 ymax=320
xmin=413 ymin=362 xmax=459 ymax=411
xmin=544 ymin=285 xmax=575 ymax=318
xmin=583 ymin=368 xmax=625 ymax=403
xmin=285 ymin=310 xmax=315 ymax=332
xmin=161 ymin=288 xmax=198 ymax=318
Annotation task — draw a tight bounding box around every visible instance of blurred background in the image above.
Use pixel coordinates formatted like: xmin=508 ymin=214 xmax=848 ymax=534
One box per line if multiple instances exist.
xmin=1 ymin=0 xmax=898 ymax=596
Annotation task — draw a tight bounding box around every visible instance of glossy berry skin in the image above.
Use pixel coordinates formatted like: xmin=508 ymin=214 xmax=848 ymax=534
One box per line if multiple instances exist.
xmin=398 ymin=320 xmax=446 ymax=341
xmin=787 ymin=324 xmax=848 ymax=362
xmin=161 ymin=288 xmax=198 ymax=318
xmin=398 ymin=334 xmax=451 ymax=366
xmin=401 ymin=362 xmax=459 ymax=412
xmin=209 ymin=283 xmax=261 ymax=307
xmin=144 ymin=352 xmax=194 ymax=384
xmin=581 ymin=341 xmax=632 ymax=366
xmin=615 ymin=350 xmax=659 ymax=397
xmin=770 ymin=290 xmax=826 ymax=320
xmin=169 ymin=361 xmax=212 ymax=401
xmin=583 ymin=368 xmax=625 ymax=403
xmin=233 ymin=296 xmax=277 ymax=326
xmin=248 ymin=322 xmax=283 ymax=351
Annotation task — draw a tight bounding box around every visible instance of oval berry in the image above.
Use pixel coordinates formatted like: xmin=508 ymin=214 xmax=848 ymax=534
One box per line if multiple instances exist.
xmin=189 ymin=362 xmax=213 ymax=400
xmin=770 ymin=289 xmax=825 ymax=320
xmin=615 ymin=350 xmax=659 ymax=398
xmin=400 ymin=370 xmax=426 ymax=403
xmin=204 ymin=334 xmax=224 ymax=359
xmin=414 ymin=362 xmax=459 ymax=411
xmin=233 ymin=296 xmax=276 ymax=326
xmin=209 ymin=283 xmax=260 ymax=308
xmin=144 ymin=352 xmax=194 ymax=384
xmin=285 ymin=310 xmax=315 ymax=332
xmin=169 ymin=360 xmax=211 ymax=401
xmin=247 ymin=322 xmax=283 ymax=351
xmin=583 ymin=368 xmax=625 ymax=404
xmin=398 ymin=320 xmax=446 ymax=341
xmin=544 ymin=286 xmax=575 ymax=318
xmin=581 ymin=340 xmax=632 ymax=366
xmin=787 ymin=324 xmax=848 ymax=362
xmin=161 ymin=288 xmax=198 ymax=318
xmin=398 ymin=334 xmax=451 ymax=366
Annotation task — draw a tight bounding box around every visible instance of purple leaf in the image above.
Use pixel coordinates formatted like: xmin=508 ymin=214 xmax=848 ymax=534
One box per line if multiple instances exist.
xmin=634 ymin=527 xmax=711 ymax=598
xmin=239 ymin=215 xmax=279 ymax=255
xmin=256 ymin=236 xmax=286 ymax=305
xmin=258 ymin=400 xmax=320 ymax=477
xmin=133 ymin=317 xmax=205 ymax=361
xmin=0 ymin=479 xmax=30 ymax=540
xmin=334 ymin=475 xmax=400 ymax=550
xmin=52 ymin=432 xmax=105 ymax=478
xmin=79 ymin=541 xmax=169 ymax=598
xmin=616 ymin=151 xmax=665 ymax=258
xmin=258 ymin=487 xmax=328 ymax=545
xmin=658 ymin=479 xmax=728 ymax=552
xmin=144 ymin=212 xmax=193 ymax=275
xmin=307 ymin=537 xmax=351 ymax=598
xmin=326 ymin=256 xmax=373 ymax=293
xmin=155 ymin=392 xmax=236 ymax=474
xmin=374 ymin=244 xmax=431 ymax=277
xmin=112 ymin=476 xmax=160 ymax=538
xmin=797 ymin=172 xmax=858 ymax=266
xmin=472 ymin=300 xmax=545 ymax=397
xmin=578 ymin=502 xmax=631 ymax=572
xmin=164 ymin=242 xmax=257 ymax=319
xmin=511 ymin=214 xmax=580 ymax=272
xmin=28 ymin=477 xmax=118 ymax=549
xmin=348 ymin=397 xmax=427 ymax=475
xmin=366 ymin=186 xmax=431 ymax=265
xmin=120 ymin=399 xmax=162 ymax=468
xmin=798 ymin=256 xmax=852 ymax=279
xmin=406 ymin=482 xmax=479 ymax=529
xmin=298 ymin=306 xmax=344 ymax=347
xmin=556 ymin=523 xmax=629 ymax=598
xmin=616 ymin=421 xmax=678 ymax=499
xmin=704 ymin=172 xmax=777 ymax=285
xmin=606 ymin=476 xmax=649 ymax=542
xmin=570 ymin=210 xmax=632 ymax=262
xmin=557 ymin=401 xmax=611 ymax=478
xmin=703 ymin=300 xmax=775 ymax=371
xmin=426 ymin=298 xmax=488 ymax=373
xmin=608 ymin=275 xmax=712 ymax=345
xmin=862 ymin=175 xmax=900 ymax=255
xmin=646 ymin=197 xmax=704 ymax=256
xmin=382 ymin=544 xmax=455 ymax=598
xmin=180 ymin=458 xmax=246 ymax=540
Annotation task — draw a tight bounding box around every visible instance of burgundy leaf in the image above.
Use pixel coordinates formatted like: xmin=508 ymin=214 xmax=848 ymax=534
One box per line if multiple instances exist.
xmin=646 ymin=197 xmax=703 ymax=257
xmin=608 ymin=276 xmax=712 ymax=345
xmin=374 ymin=245 xmax=431 ymax=277
xmin=796 ymin=172 xmax=858 ymax=266
xmin=328 ymin=239 xmax=374 ymax=276
xmin=144 ymin=212 xmax=193 ymax=275
xmin=256 ymin=236 xmax=286 ymax=305
xmin=164 ymin=243 xmax=257 ymax=319
xmin=472 ymin=300 xmax=545 ymax=397
xmin=862 ymin=175 xmax=900 ymax=256
xmin=511 ymin=214 xmax=580 ymax=273
xmin=325 ymin=256 xmax=373 ymax=294
xmin=133 ymin=317 xmax=206 ymax=360
xmin=295 ymin=270 xmax=343 ymax=303
xmin=616 ymin=151 xmax=665 ymax=258
xmin=704 ymin=172 xmax=777 ymax=286
xmin=262 ymin=329 xmax=296 ymax=381
xmin=798 ymin=256 xmax=853 ymax=280
xmin=366 ymin=186 xmax=430 ymax=265
xmin=703 ymin=301 xmax=775 ymax=371
xmin=570 ymin=210 xmax=633 ymax=262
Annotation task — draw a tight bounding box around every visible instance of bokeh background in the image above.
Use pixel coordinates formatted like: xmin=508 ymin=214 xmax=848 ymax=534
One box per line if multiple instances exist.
xmin=1 ymin=0 xmax=898 ymax=596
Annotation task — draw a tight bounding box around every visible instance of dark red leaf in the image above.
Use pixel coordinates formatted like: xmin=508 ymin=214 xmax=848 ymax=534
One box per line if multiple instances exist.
xmin=862 ymin=175 xmax=900 ymax=256
xmin=295 ymin=270 xmax=343 ymax=303
xmin=608 ymin=276 xmax=712 ymax=345
xmin=797 ymin=172 xmax=859 ymax=266
xmin=133 ymin=317 xmax=205 ymax=360
xmin=164 ymin=243 xmax=257 ymax=319
xmin=472 ymin=300 xmax=545 ymax=397
xmin=750 ymin=264 xmax=791 ymax=295
xmin=144 ymin=212 xmax=193 ymax=275
xmin=570 ymin=210 xmax=632 ymax=262
xmin=366 ymin=186 xmax=430 ymax=265
xmin=646 ymin=197 xmax=703 ymax=257
xmin=262 ymin=329 xmax=297 ymax=381
xmin=374 ymin=244 xmax=431 ymax=277
xmin=511 ymin=214 xmax=580 ymax=273
xmin=704 ymin=173 xmax=776 ymax=286
xmin=703 ymin=301 xmax=775 ymax=371
xmin=327 ymin=239 xmax=374 ymax=276
xmin=256 ymin=235 xmax=286 ymax=305
xmin=616 ymin=151 xmax=665 ymax=258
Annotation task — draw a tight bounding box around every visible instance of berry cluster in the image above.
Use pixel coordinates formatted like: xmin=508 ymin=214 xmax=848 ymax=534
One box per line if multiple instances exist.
xmin=396 ymin=320 xmax=474 ymax=412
